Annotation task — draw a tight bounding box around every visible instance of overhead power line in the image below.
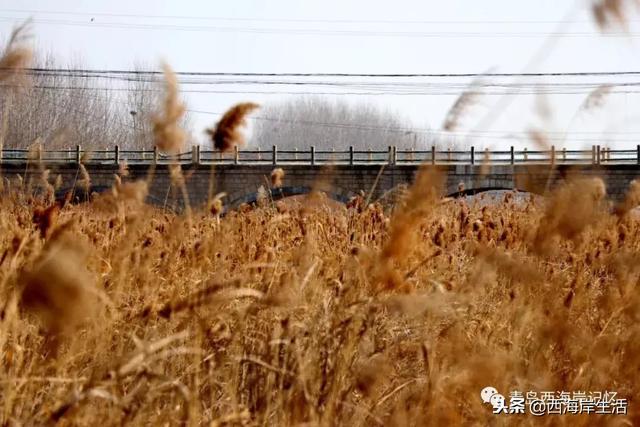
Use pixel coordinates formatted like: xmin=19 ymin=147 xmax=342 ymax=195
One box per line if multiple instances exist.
xmin=7 ymin=84 xmax=640 ymax=96
xmin=15 ymin=68 xmax=640 ymax=78
xmin=7 ymin=67 xmax=640 ymax=96
xmin=0 ymin=8 xmax=621 ymax=25
xmin=14 ymin=71 xmax=640 ymax=90
xmin=0 ymin=16 xmax=638 ymax=38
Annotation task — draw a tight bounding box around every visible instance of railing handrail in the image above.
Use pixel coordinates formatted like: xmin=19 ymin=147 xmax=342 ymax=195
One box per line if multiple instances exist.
xmin=1 ymin=144 xmax=639 ymax=166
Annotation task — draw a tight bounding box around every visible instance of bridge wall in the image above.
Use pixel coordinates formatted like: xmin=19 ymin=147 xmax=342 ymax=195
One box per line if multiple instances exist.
xmin=2 ymin=163 xmax=639 ymax=208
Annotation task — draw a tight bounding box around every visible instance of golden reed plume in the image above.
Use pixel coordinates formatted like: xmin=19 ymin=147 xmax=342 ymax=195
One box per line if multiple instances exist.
xmin=270 ymin=168 xmax=285 ymax=188
xmin=32 ymin=203 xmax=59 ymax=239
xmin=152 ymin=62 xmax=187 ymax=154
xmin=441 ymin=70 xmax=494 ymax=132
xmin=0 ymin=20 xmax=32 ymax=83
xmin=579 ymin=84 xmax=613 ymax=112
xmin=206 ymin=102 xmax=260 ymax=152
xmin=19 ymin=235 xmax=96 ymax=356
xmin=442 ymin=89 xmax=480 ymax=132
xmin=591 ymin=0 xmax=634 ymax=30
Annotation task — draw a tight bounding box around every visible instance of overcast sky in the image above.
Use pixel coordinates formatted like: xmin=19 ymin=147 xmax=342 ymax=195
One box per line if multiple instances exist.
xmin=1 ymin=0 xmax=640 ymax=149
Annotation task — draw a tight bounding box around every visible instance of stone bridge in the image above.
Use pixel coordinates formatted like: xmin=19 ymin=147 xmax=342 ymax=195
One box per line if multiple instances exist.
xmin=3 ymin=162 xmax=640 ymax=209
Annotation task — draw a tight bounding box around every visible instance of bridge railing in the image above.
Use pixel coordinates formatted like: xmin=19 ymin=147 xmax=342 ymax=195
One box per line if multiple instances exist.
xmin=1 ymin=145 xmax=639 ymax=166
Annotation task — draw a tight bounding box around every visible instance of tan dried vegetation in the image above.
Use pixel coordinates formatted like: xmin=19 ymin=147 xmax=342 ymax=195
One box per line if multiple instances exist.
xmin=152 ymin=63 xmax=187 ymax=155
xmin=591 ymin=0 xmax=640 ymax=29
xmin=206 ymin=102 xmax=260 ymax=152
xmin=0 ymin=164 xmax=639 ymax=425
xmin=0 ymin=21 xmax=32 ymax=85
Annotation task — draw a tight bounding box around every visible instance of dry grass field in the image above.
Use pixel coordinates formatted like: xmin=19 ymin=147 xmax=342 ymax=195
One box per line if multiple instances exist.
xmin=1 ymin=167 xmax=640 ymax=426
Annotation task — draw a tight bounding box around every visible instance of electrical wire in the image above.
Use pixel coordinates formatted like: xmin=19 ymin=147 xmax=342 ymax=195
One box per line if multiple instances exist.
xmin=0 ymin=8 xmax=624 ymax=25
xmin=1 ymin=16 xmax=638 ymax=38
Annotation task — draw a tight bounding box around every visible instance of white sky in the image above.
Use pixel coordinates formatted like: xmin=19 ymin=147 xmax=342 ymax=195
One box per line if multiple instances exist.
xmin=1 ymin=0 xmax=640 ymax=149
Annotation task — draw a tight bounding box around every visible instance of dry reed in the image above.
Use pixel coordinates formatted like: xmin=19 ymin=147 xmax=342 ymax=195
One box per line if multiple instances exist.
xmin=271 ymin=168 xmax=285 ymax=188
xmin=592 ymin=0 xmax=635 ymax=29
xmin=441 ymin=73 xmax=490 ymax=131
xmin=0 ymin=21 xmax=32 ymax=84
xmin=0 ymin=173 xmax=639 ymax=425
xmin=152 ymin=63 xmax=187 ymax=155
xmin=206 ymin=102 xmax=260 ymax=152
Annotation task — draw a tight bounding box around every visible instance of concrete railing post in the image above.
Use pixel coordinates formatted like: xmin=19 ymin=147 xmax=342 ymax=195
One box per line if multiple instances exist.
xmin=153 ymin=146 xmax=158 ymax=164
xmin=510 ymin=146 xmax=514 ymax=165
xmin=272 ymin=145 xmax=278 ymax=165
xmin=191 ymin=145 xmax=197 ymax=164
xmin=431 ymin=145 xmax=436 ymax=165
xmin=392 ymin=145 xmax=397 ymax=165
xmin=470 ymin=146 xmax=475 ymax=165
xmin=551 ymin=145 xmax=555 ymax=166
xmin=524 ymin=148 xmax=528 ymax=162
xmin=114 ymin=145 xmax=120 ymax=165
xmin=637 ymin=145 xmax=640 ymax=165
xmin=349 ymin=145 xmax=354 ymax=165
xmin=592 ymin=145 xmax=596 ymax=164
xmin=310 ymin=145 xmax=316 ymax=166
xmin=596 ymin=145 xmax=601 ymax=165
xmin=562 ymin=148 xmax=566 ymax=162
xmin=75 ymin=145 xmax=81 ymax=163
xmin=234 ymin=145 xmax=239 ymax=165
xmin=447 ymin=147 xmax=452 ymax=162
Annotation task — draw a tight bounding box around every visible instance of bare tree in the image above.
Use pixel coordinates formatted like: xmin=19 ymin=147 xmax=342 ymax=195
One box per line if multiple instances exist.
xmin=0 ymin=52 xmax=192 ymax=152
xmin=126 ymin=62 xmax=160 ymax=150
xmin=251 ymin=97 xmax=433 ymax=151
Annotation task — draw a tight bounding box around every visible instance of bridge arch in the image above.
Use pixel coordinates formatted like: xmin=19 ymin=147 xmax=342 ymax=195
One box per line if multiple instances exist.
xmin=228 ymin=186 xmax=354 ymax=208
xmin=444 ymin=176 xmax=541 ymax=199
xmin=446 ymin=187 xmax=534 ymax=198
